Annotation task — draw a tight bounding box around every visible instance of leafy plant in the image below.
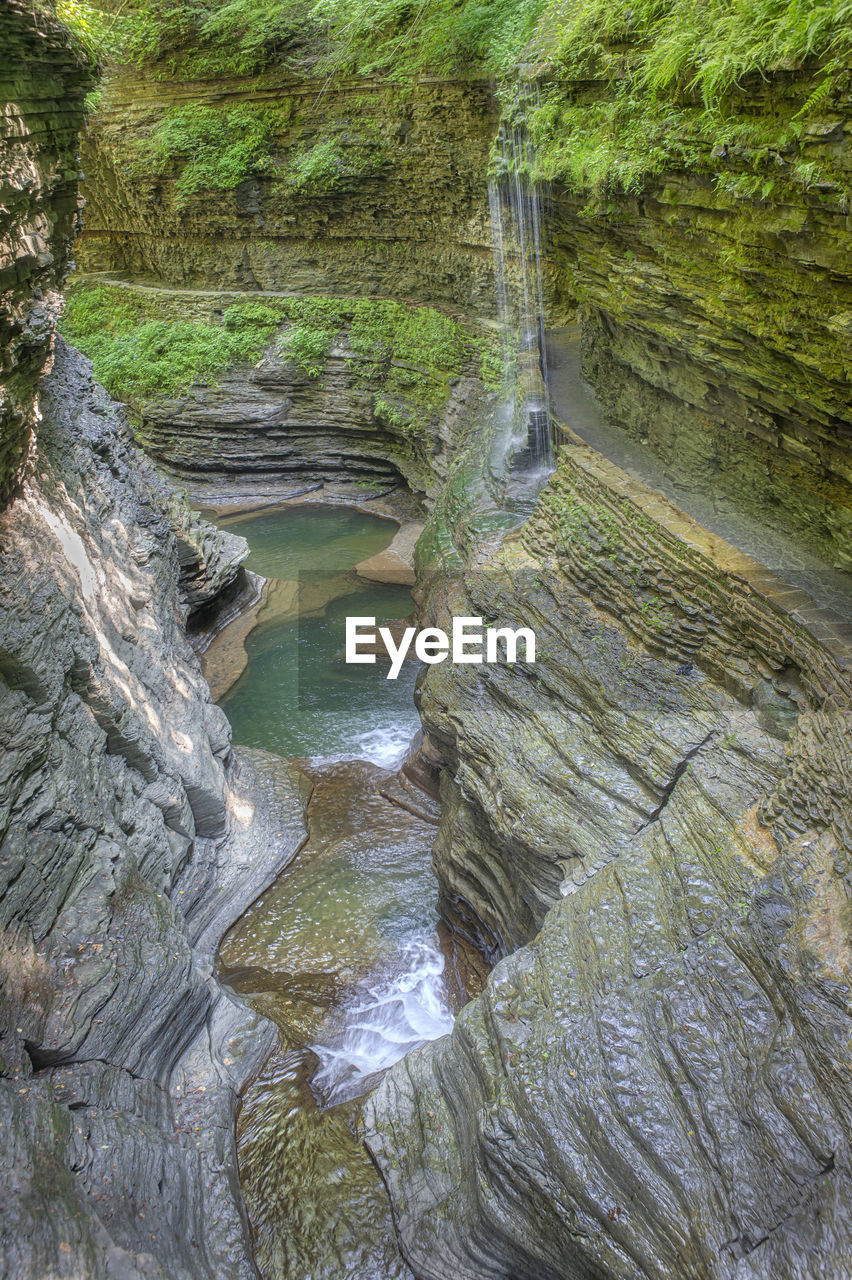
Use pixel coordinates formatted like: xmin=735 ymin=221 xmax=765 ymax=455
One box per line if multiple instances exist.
xmin=132 ymin=104 xmax=281 ymax=203
xmin=60 ymin=284 xmax=280 ymax=400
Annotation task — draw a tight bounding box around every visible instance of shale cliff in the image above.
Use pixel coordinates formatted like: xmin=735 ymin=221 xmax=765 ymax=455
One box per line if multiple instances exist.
xmin=0 ymin=337 xmax=309 ymax=1279
xmin=546 ymin=76 xmax=852 ymax=570
xmin=366 ymin=446 xmax=852 ymax=1279
xmin=75 ymin=70 xmax=497 ymax=311
xmin=0 ymin=0 xmax=91 ymax=506
xmin=5 ymin=1 xmax=852 ymax=1277
xmin=0 ymin=8 xmax=309 ymax=1276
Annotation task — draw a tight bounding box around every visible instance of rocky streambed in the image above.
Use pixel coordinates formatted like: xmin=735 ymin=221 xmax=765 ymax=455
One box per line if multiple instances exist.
xmin=196 ymin=500 xmax=460 ymax=1278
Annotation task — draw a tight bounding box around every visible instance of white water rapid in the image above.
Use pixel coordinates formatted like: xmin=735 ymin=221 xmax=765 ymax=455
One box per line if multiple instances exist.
xmin=310 ymin=937 xmax=454 ymax=1107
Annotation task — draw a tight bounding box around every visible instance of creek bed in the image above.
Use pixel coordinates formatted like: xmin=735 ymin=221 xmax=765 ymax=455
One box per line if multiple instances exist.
xmin=209 ymin=503 xmax=453 ymax=1280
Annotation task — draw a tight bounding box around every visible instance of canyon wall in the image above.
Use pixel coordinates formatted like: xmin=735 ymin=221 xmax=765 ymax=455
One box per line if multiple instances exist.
xmin=75 ymin=69 xmax=497 ymax=311
xmin=0 ymin=11 xmax=309 ymax=1276
xmin=367 ymin=445 xmax=852 ymax=1280
xmin=0 ymin=0 xmax=92 ymax=505
xmin=531 ymin=66 xmax=852 ymax=570
xmin=5 ymin=9 xmax=852 ymax=1278
xmin=0 ymin=335 xmax=311 ymax=1279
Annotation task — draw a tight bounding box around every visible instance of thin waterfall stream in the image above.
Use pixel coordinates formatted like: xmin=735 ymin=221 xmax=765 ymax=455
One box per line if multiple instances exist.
xmin=488 ymin=81 xmax=554 ymax=476
xmin=206 ymin=502 xmax=457 ymax=1279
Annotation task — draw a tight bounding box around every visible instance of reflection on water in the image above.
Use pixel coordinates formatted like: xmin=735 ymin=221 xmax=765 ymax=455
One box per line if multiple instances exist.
xmin=216 ymin=505 xmax=420 ymax=762
xmin=212 ymin=504 xmax=453 ymax=1280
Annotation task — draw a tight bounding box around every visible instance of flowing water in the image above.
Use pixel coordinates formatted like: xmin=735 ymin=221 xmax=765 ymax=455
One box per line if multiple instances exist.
xmin=212 ymin=503 xmax=454 ymax=1280
xmin=488 ymin=81 xmax=554 ymax=474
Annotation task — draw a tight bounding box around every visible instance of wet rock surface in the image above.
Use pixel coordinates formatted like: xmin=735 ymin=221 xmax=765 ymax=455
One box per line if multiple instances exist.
xmin=0 ymin=341 xmax=309 ymax=1279
xmin=366 ymin=454 xmax=852 ymax=1279
xmin=221 ymin=758 xmax=443 ymax=1280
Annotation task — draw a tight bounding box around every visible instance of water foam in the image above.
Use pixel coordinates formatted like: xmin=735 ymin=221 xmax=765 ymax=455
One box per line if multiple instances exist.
xmin=311 ymin=721 xmax=417 ymax=770
xmin=310 ymin=936 xmax=453 ymax=1107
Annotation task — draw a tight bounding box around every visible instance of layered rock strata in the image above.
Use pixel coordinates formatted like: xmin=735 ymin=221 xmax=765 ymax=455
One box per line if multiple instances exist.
xmin=366 ymin=447 xmax=852 ymax=1278
xmin=76 ymin=71 xmax=497 ymax=312
xmin=133 ymin=310 xmax=483 ymax=499
xmin=546 ymin=73 xmax=852 ymax=569
xmin=0 ymin=339 xmax=308 ymax=1279
xmin=0 ymin=0 xmax=92 ymax=504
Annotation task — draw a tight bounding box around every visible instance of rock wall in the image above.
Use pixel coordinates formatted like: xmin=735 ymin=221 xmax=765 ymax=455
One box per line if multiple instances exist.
xmin=0 ymin=338 xmax=308 ymax=1279
xmin=0 ymin=0 xmax=92 ymax=506
xmin=75 ymin=70 xmax=497 ymax=312
xmin=366 ymin=447 xmax=852 ymax=1278
xmin=76 ymin=58 xmax=852 ymax=572
xmin=123 ymin=293 xmax=486 ymax=500
xmin=545 ymin=73 xmax=852 ymax=571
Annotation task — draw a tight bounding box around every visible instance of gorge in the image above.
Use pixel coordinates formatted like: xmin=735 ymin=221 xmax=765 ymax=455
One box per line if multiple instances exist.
xmin=1 ymin=0 xmax=852 ymax=1278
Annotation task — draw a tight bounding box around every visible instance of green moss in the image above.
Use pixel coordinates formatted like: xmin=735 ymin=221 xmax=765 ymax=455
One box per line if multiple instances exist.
xmin=60 ymin=284 xmax=280 ymax=399
xmin=60 ymin=284 xmax=487 ymax=434
xmin=347 ymin=300 xmax=467 ymax=439
xmin=129 ymin=103 xmax=282 ymax=204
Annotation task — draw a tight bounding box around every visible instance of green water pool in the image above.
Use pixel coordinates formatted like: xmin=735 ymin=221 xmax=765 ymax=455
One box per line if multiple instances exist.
xmin=215 ymin=504 xmax=419 ymax=762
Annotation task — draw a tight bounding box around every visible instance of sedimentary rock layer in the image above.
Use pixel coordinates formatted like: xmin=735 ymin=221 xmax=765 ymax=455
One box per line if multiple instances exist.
xmin=76 ymin=71 xmax=497 ymax=312
xmin=0 ymin=339 xmax=309 ymax=1279
xmin=0 ymin=1 xmax=92 ymax=504
xmin=366 ymin=449 xmax=852 ymax=1279
xmin=546 ymin=73 xmax=852 ymax=569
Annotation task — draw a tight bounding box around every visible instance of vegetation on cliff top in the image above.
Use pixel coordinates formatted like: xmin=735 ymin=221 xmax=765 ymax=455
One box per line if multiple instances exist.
xmin=57 ymin=0 xmax=852 ymax=86
xmin=57 ymin=0 xmax=852 ymax=204
xmin=60 ymin=281 xmax=496 ymax=435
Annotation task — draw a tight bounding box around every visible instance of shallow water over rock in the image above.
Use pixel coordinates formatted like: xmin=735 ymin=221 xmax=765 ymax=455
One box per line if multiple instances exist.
xmin=215 ymin=504 xmax=420 ymax=763
xmin=213 ymin=503 xmax=452 ymax=1279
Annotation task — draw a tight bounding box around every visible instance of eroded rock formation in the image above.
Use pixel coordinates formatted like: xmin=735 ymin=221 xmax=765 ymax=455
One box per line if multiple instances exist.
xmin=0 ymin=12 xmax=308 ymax=1269
xmin=0 ymin=0 xmax=92 ymax=505
xmin=366 ymin=447 xmax=852 ymax=1280
xmin=0 ymin=335 xmax=309 ymax=1279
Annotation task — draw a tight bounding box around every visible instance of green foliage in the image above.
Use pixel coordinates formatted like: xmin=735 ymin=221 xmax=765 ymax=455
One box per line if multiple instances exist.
xmin=306 ymin=0 xmax=545 ymax=79
xmin=197 ymin=0 xmax=318 ymax=73
xmin=131 ymin=104 xmax=280 ymax=202
xmin=59 ymin=285 xmax=482 ymax=434
xmin=222 ymin=300 xmax=289 ymax=334
xmin=346 ymin=300 xmax=466 ymax=437
xmin=90 ymin=0 xmax=852 ymax=93
xmin=60 ymin=284 xmax=277 ymax=400
xmin=287 ymin=139 xmax=349 ymax=193
xmin=272 ymin=298 xmax=345 ymax=375
xmin=114 ymin=0 xmax=318 ymax=76
xmin=51 ymin=0 xmax=129 ymax=61
xmin=523 ymin=0 xmax=852 ymax=198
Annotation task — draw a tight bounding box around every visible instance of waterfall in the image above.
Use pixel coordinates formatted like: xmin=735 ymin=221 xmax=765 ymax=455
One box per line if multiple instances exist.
xmin=488 ymin=81 xmax=553 ymax=473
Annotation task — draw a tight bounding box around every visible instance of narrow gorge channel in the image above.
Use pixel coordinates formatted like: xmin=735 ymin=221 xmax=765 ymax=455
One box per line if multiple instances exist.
xmin=204 ymin=503 xmax=453 ymax=1279
xmin=3 ymin=1 xmax=852 ymax=1278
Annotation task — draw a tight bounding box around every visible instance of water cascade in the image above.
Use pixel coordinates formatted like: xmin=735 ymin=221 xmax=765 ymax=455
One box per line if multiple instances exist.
xmin=488 ymin=81 xmax=554 ymax=473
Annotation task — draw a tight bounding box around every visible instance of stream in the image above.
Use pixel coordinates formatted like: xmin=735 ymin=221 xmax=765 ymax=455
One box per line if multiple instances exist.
xmin=209 ymin=503 xmax=454 ymax=1279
